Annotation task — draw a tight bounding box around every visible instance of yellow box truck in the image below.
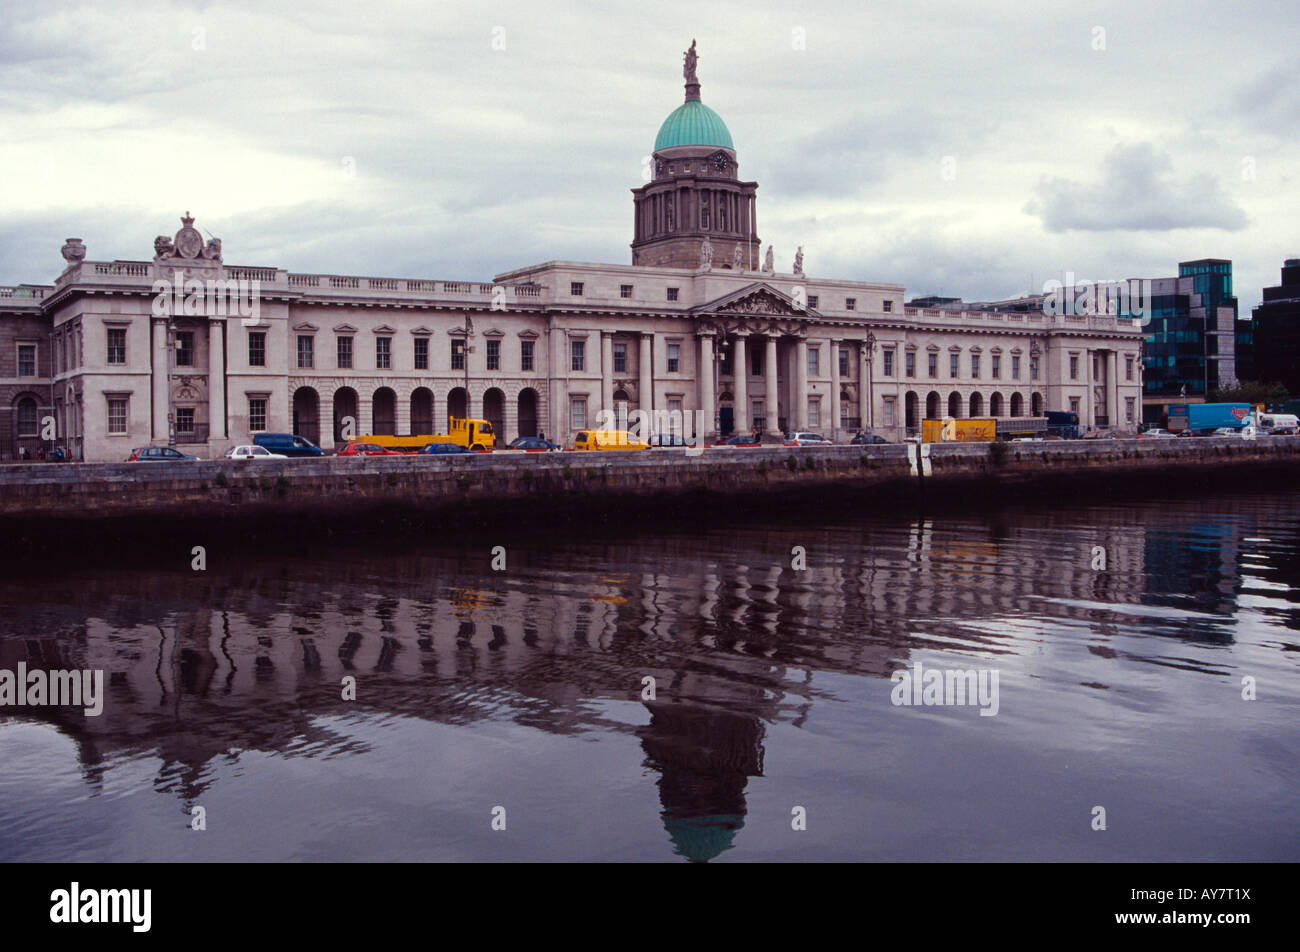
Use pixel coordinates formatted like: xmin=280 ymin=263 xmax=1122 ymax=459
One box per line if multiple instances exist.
xmin=921 ymin=418 xmax=997 ymax=443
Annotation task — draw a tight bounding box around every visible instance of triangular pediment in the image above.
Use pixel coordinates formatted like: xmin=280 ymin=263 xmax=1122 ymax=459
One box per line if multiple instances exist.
xmin=698 ymin=282 xmax=820 ymax=319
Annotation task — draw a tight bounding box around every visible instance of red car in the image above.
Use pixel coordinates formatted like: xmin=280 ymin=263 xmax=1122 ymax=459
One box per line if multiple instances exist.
xmin=336 ymin=442 xmax=404 ymax=457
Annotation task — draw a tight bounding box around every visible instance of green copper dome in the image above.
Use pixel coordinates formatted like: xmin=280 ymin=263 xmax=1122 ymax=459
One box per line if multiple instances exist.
xmin=654 ymin=99 xmax=733 ymax=151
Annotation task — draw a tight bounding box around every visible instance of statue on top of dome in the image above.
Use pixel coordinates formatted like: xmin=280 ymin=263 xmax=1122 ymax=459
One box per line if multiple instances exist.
xmin=684 ymin=40 xmax=698 ymax=84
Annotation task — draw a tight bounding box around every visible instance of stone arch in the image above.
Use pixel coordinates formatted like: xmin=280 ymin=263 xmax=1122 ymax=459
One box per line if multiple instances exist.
xmin=372 ymin=387 xmax=396 ymax=435
xmin=969 ymin=392 xmax=984 ymax=417
xmin=989 ymin=392 xmax=1004 ymax=417
xmin=1031 ymin=392 xmax=1043 ymax=416
xmin=333 ymin=387 xmax=358 ymax=443
xmin=411 ymin=387 xmax=434 ymax=435
xmin=447 ymin=387 xmax=468 ymax=427
xmin=292 ymin=386 xmax=320 ymax=444
xmin=948 ymin=391 xmax=963 ymax=418
xmin=518 ymin=387 xmax=539 ymax=438
xmin=483 ymin=387 xmax=505 ymax=439
xmin=925 ymin=391 xmax=941 ymax=420
xmin=1010 ymin=392 xmax=1023 ymax=418
xmin=905 ymin=391 xmax=919 ymax=429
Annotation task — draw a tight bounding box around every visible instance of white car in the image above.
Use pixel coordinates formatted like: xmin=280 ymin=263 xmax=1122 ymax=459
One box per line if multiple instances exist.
xmin=224 ymin=444 xmax=288 ymax=460
xmin=785 ymin=432 xmax=832 ymax=446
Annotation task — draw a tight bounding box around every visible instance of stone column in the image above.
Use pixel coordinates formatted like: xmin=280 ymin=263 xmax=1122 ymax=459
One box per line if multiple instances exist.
xmin=1083 ymin=348 xmax=1094 ymax=429
xmin=639 ymin=333 xmax=653 ymax=417
xmin=699 ymin=333 xmax=715 ymax=441
xmin=601 ymin=332 xmax=614 ymax=426
xmin=1107 ymin=349 xmax=1119 ymax=429
xmin=550 ymin=326 xmax=566 ymax=440
xmin=829 ymin=338 xmax=841 ymax=440
xmin=859 ymin=341 xmax=871 ymax=431
xmin=765 ymin=335 xmax=780 ymax=438
xmin=796 ymin=337 xmax=809 ymax=431
xmin=152 ymin=318 xmax=170 ymax=442
xmin=208 ymin=318 xmax=227 ymax=439
xmin=733 ymin=334 xmax=749 ymax=434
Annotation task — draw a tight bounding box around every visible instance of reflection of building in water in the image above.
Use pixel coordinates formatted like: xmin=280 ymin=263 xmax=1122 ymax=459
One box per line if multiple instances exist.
xmin=0 ymin=497 xmax=1276 ymax=854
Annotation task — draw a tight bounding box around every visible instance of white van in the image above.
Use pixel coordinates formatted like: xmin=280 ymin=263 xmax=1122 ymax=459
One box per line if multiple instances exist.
xmin=1257 ymin=413 xmax=1299 ymax=434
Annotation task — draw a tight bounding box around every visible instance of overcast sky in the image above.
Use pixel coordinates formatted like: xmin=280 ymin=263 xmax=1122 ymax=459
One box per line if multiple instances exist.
xmin=1 ymin=0 xmax=1296 ymax=313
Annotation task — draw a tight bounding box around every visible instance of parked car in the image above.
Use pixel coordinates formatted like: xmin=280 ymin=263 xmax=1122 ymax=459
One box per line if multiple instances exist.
xmin=421 ymin=442 xmax=473 ymax=455
xmin=126 ymin=446 xmax=199 ymax=462
xmin=717 ymin=434 xmax=761 ymax=447
xmin=648 ymin=433 xmax=693 ymax=447
xmin=506 ymin=436 xmax=561 ymax=452
xmin=337 ymin=442 xmax=404 ymax=457
xmin=849 ymin=433 xmax=889 ymax=445
xmin=1138 ymin=428 xmax=1177 ymax=439
xmin=785 ymin=432 xmax=832 ymax=446
xmin=224 ymin=445 xmax=288 ymax=460
xmin=253 ymin=433 xmax=324 ymax=457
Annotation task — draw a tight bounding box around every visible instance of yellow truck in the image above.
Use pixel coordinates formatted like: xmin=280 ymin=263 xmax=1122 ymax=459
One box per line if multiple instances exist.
xmin=572 ymin=429 xmax=649 ymax=451
xmin=351 ymin=417 xmax=496 ymax=453
xmin=921 ymin=418 xmax=997 ymax=443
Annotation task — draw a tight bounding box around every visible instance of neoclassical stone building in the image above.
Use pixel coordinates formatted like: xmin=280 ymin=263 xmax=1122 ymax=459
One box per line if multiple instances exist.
xmin=0 ymin=46 xmax=1142 ymax=462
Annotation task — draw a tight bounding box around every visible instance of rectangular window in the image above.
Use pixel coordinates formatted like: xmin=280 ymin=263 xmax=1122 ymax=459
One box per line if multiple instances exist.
xmin=751 ymin=347 xmax=762 ymax=377
xmin=1093 ymin=355 xmax=1100 ymax=379
xmin=839 ymin=347 xmax=849 ymax=377
xmin=1069 ymin=355 xmax=1079 ymax=380
xmin=570 ymin=396 xmax=587 ymax=430
xmin=883 ymin=350 xmax=895 ymax=376
xmin=620 ymin=284 xmax=633 ymax=298
xmin=884 ymin=399 xmax=896 ymax=427
xmin=752 ymin=401 xmax=764 ymax=427
xmin=249 ymin=397 xmax=267 ymax=432
xmin=248 ymin=332 xmax=266 ymax=367
xmin=950 ymin=354 xmax=960 ymax=377
xmin=1125 ymin=356 xmax=1134 ymax=380
xmin=808 ymin=347 xmax=819 ymax=376
xmin=571 ymin=340 xmax=585 ymax=372
xmin=928 ymin=353 xmax=938 ymax=378
xmin=1012 ymin=355 xmax=1021 ymax=379
xmin=667 ymin=343 xmax=681 ymax=373
xmin=297 ymin=335 xmax=314 ymax=369
xmin=991 ymin=355 xmax=1001 ymax=379
xmin=1126 ymin=397 xmax=1135 ymax=422
xmin=337 ymin=336 xmax=353 ymax=369
xmin=883 ymin=300 xmax=893 ymax=313
xmin=667 ymin=287 xmax=679 ymax=301
xmin=905 ymin=352 xmax=916 ymax=377
xmin=521 ymin=340 xmax=535 ymax=372
xmin=175 ymin=407 xmax=195 ymax=436
xmin=807 ymin=295 xmax=819 ymax=308
xmin=414 ymin=338 xmax=428 ymax=370
xmin=107 ymin=397 xmax=128 ymax=435
xmin=971 ymin=354 xmax=981 ymax=379
xmin=17 ymin=343 xmax=36 ymax=377
xmin=107 ymin=328 xmax=126 ymax=365
xmin=808 ymin=399 xmax=820 ymax=428
xmin=570 ymin=282 xmax=584 ymax=296
xmin=613 ymin=342 xmax=627 ymax=373
xmin=1069 ymin=396 xmax=1080 ymax=415
xmin=486 ymin=339 xmax=501 ymax=371
xmin=176 ymin=332 xmax=194 ymax=367
xmin=376 ymin=336 xmax=391 ymax=370
xmin=845 ymin=297 xmax=856 ymax=311
xmin=451 ymin=339 xmax=465 ymax=370
xmin=1030 ymin=356 xmax=1040 ymax=380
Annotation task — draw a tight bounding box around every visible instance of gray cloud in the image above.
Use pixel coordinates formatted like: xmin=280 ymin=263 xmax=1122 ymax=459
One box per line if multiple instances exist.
xmin=1025 ymin=144 xmax=1249 ymax=232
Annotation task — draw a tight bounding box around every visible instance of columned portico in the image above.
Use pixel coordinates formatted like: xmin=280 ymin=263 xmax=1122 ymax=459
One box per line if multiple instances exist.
xmin=1107 ymin=350 xmax=1120 ymax=428
xmin=764 ymin=334 xmax=780 ymax=438
xmin=733 ymin=334 xmax=749 ymax=434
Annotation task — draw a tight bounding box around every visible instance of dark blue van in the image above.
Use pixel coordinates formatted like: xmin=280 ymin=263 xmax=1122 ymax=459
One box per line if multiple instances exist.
xmin=253 ymin=433 xmax=324 ymax=457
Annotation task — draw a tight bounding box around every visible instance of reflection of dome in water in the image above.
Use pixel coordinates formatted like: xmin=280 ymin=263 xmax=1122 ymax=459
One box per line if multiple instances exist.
xmin=664 ymin=813 xmax=745 ymax=863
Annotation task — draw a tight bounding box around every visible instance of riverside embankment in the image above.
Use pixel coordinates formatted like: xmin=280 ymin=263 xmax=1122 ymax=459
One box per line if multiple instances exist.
xmin=1 ymin=438 xmax=1297 ymax=536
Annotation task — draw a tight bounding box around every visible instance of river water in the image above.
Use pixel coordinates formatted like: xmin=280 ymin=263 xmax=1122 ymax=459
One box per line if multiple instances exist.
xmin=1 ymin=491 xmax=1297 ymax=862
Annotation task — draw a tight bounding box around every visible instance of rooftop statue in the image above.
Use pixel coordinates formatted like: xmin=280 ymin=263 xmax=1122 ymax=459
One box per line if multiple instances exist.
xmin=684 ymin=40 xmax=698 ymax=84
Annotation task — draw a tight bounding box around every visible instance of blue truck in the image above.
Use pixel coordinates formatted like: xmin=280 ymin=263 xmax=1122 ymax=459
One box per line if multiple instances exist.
xmin=1044 ymin=411 xmax=1080 ymax=439
xmin=1167 ymin=403 xmax=1254 ymax=434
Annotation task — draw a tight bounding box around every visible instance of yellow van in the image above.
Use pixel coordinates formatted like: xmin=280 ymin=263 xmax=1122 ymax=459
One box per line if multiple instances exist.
xmin=573 ymin=430 xmax=649 ymax=451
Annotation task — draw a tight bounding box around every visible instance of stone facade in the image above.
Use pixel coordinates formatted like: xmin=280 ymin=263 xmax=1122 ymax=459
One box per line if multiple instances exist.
xmin=0 ymin=55 xmax=1144 ymax=462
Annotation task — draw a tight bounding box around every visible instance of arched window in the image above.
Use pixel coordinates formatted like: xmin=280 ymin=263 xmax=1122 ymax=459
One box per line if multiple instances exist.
xmin=16 ymin=398 xmax=38 ymax=437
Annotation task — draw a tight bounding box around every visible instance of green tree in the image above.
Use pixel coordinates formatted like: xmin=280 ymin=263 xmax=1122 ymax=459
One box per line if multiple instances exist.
xmin=1208 ymin=381 xmax=1290 ymax=405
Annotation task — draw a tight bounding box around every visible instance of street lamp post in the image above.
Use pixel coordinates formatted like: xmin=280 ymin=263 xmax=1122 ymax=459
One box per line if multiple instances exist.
xmin=865 ymin=331 xmax=876 ymax=433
